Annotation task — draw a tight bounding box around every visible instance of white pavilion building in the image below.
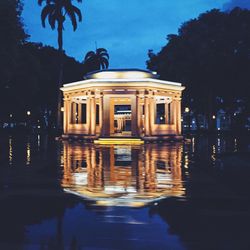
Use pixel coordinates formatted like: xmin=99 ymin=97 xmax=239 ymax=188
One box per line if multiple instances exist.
xmin=61 ymin=69 xmax=185 ymax=141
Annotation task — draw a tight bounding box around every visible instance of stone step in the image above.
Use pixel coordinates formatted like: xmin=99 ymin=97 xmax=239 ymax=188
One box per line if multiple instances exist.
xmin=94 ymin=138 xmax=144 ymax=145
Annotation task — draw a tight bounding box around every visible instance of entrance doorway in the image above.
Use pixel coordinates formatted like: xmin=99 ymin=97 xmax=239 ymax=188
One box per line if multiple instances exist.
xmin=111 ymin=98 xmax=132 ymax=137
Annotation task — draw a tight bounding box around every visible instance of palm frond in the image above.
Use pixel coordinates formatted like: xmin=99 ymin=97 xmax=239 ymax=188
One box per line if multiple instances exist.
xmin=96 ymin=48 xmax=107 ymax=54
xmin=97 ymin=48 xmax=109 ymax=59
xmin=84 ymin=51 xmax=96 ymax=61
xmin=71 ymin=5 xmax=82 ymax=22
xmin=101 ymin=58 xmax=109 ymax=69
xmin=66 ymin=5 xmax=82 ymax=31
xmin=41 ymin=4 xmax=55 ymax=28
xmin=66 ymin=9 xmax=77 ymax=30
xmin=48 ymin=11 xmax=57 ymax=29
xmin=100 ymin=52 xmax=109 ymax=59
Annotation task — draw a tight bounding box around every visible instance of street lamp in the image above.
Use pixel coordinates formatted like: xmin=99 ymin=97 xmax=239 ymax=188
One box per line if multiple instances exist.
xmin=184 ymin=107 xmax=191 ymax=131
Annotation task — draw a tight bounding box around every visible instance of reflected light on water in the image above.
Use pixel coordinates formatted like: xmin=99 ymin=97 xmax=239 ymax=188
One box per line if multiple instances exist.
xmin=26 ymin=142 xmax=31 ymax=166
xmin=61 ymin=143 xmax=185 ymax=207
xmin=234 ymin=138 xmax=238 ymax=152
xmin=8 ymin=136 xmax=13 ymax=166
xmin=37 ymin=134 xmax=40 ymax=149
xmin=191 ymin=137 xmax=195 ymax=153
xmin=211 ymin=144 xmax=216 ymax=162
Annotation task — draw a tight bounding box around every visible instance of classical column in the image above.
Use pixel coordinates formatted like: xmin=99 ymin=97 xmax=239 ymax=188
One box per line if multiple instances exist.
xmin=165 ymin=101 xmax=169 ymax=124
xmin=136 ymin=97 xmax=142 ymax=136
xmin=101 ymin=95 xmax=110 ymax=137
xmin=78 ymin=101 xmax=82 ymax=124
xmin=99 ymin=95 xmax=103 ymax=135
xmin=87 ymin=94 xmax=91 ymax=134
xmin=90 ymin=94 xmax=96 ymax=135
xmin=131 ymin=95 xmax=139 ymax=136
xmin=144 ymin=96 xmax=150 ymax=136
xmin=72 ymin=102 xmax=76 ymax=124
xmin=172 ymin=99 xmax=178 ymax=134
xmin=149 ymin=95 xmax=155 ymax=135
xmin=63 ymin=98 xmax=70 ymax=134
xmin=170 ymin=99 xmax=176 ymax=125
xmin=109 ymin=98 xmax=115 ymax=135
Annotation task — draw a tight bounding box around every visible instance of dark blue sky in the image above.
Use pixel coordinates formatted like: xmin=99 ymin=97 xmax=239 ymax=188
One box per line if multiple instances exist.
xmin=22 ymin=0 xmax=249 ymax=69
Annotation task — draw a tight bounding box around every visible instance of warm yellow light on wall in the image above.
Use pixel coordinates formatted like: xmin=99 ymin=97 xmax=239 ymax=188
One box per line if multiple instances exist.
xmin=94 ymin=138 xmax=144 ymax=145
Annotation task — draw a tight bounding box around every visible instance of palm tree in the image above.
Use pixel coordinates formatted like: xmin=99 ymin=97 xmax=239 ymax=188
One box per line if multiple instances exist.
xmin=84 ymin=48 xmax=109 ymax=72
xmin=38 ymin=0 xmax=82 ymax=130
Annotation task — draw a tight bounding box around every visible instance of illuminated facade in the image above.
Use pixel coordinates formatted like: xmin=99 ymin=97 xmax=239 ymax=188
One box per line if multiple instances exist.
xmin=61 ymin=69 xmax=185 ymax=140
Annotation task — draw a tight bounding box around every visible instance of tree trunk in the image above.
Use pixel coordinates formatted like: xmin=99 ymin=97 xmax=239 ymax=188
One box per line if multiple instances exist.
xmin=56 ymin=22 xmax=64 ymax=132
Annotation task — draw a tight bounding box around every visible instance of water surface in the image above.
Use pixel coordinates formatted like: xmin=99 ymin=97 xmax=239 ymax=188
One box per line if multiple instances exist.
xmin=0 ymin=134 xmax=249 ymax=249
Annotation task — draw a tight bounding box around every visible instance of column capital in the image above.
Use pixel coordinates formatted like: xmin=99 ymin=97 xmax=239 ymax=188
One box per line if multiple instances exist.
xmin=173 ymin=97 xmax=182 ymax=101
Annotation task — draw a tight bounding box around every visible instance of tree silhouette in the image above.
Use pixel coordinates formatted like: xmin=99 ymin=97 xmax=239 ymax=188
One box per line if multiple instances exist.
xmin=38 ymin=0 xmax=82 ymax=129
xmin=147 ymin=8 xmax=250 ymax=131
xmin=84 ymin=48 xmax=109 ymax=72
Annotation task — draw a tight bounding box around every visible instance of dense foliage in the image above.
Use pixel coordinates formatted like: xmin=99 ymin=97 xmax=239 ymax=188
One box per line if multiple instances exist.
xmin=0 ymin=0 xmax=83 ymax=127
xmin=147 ymin=8 xmax=250 ymax=130
xmin=0 ymin=0 xmax=27 ymax=85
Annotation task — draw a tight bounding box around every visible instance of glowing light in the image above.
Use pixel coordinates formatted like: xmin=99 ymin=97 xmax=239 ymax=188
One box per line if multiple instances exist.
xmin=62 ymin=78 xmax=183 ymax=89
xmin=94 ymin=138 xmax=144 ymax=145
xmin=185 ymin=107 xmax=190 ymax=113
xmin=212 ymin=115 xmax=216 ymax=119
xmin=61 ymin=107 xmax=64 ymax=112
xmin=9 ymin=114 xmax=13 ymax=118
xmin=160 ymin=116 xmax=163 ymax=120
xmin=9 ymin=137 xmax=13 ymax=166
xmin=27 ymin=111 xmax=31 ymax=116
xmin=37 ymin=134 xmax=40 ymax=148
xmin=26 ymin=142 xmax=31 ymax=166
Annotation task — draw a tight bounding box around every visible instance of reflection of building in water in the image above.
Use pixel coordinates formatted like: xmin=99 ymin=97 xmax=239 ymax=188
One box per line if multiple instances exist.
xmin=62 ymin=143 xmax=185 ymax=206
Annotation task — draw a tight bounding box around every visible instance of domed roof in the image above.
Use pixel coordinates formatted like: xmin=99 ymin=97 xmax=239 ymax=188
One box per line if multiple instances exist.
xmin=84 ymin=69 xmax=158 ymax=80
